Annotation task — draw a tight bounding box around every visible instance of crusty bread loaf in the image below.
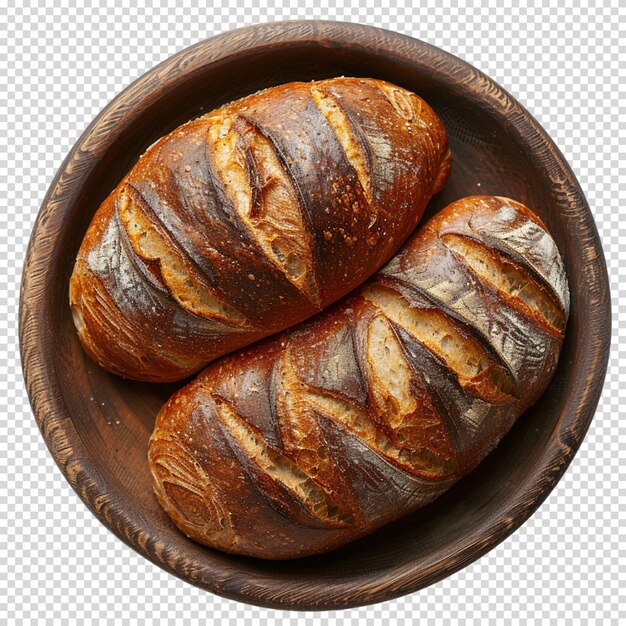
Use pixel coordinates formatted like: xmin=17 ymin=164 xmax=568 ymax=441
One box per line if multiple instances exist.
xmin=148 ymin=196 xmax=569 ymax=560
xmin=69 ymin=77 xmax=451 ymax=382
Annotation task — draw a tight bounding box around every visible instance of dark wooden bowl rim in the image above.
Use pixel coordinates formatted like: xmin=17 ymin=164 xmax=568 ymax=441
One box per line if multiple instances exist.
xmin=20 ymin=21 xmax=610 ymax=610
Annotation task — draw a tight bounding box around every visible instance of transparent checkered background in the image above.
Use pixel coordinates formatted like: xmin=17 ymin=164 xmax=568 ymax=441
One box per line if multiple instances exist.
xmin=1 ymin=1 xmax=624 ymax=623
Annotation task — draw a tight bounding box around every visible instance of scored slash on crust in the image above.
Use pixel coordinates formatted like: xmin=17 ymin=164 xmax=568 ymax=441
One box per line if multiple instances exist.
xmin=207 ymin=114 xmax=321 ymax=306
xmin=117 ymin=183 xmax=251 ymax=327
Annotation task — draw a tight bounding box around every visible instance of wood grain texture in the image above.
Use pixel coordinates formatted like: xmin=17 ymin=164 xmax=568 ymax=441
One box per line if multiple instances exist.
xmin=19 ymin=20 xmax=610 ymax=610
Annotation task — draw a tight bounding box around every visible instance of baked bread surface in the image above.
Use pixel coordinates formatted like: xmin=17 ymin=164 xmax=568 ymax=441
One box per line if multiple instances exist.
xmin=149 ymin=196 xmax=569 ymax=559
xmin=69 ymin=77 xmax=451 ymax=382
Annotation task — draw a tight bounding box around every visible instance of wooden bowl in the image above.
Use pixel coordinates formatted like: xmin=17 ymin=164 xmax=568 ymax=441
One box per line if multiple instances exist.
xmin=20 ymin=21 xmax=610 ymax=610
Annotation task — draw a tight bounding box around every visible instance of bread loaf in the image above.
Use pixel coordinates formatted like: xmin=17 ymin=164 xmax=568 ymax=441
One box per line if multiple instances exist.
xmin=148 ymin=196 xmax=569 ymax=559
xmin=69 ymin=77 xmax=451 ymax=382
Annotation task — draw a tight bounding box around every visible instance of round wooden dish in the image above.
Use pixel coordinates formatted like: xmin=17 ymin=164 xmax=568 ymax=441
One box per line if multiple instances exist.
xmin=20 ymin=21 xmax=610 ymax=610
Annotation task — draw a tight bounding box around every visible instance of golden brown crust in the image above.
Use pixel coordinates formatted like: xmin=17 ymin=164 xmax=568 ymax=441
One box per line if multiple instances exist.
xmin=148 ymin=196 xmax=569 ymax=559
xmin=70 ymin=77 xmax=451 ymax=382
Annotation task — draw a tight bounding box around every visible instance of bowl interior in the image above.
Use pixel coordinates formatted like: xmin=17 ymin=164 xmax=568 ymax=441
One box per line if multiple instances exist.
xmin=23 ymin=23 xmax=608 ymax=610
